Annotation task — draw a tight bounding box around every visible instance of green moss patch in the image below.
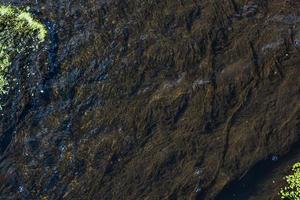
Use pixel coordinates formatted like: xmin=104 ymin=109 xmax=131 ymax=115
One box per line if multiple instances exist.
xmin=0 ymin=5 xmax=46 ymax=100
xmin=280 ymin=162 xmax=300 ymax=199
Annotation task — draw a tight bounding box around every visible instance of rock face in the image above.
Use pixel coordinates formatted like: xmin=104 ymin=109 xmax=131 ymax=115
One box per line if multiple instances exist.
xmin=0 ymin=0 xmax=299 ymax=199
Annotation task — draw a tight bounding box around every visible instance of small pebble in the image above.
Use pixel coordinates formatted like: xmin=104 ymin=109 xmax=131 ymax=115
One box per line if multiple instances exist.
xmin=195 ymin=187 xmax=202 ymax=193
xmin=271 ymin=155 xmax=279 ymax=161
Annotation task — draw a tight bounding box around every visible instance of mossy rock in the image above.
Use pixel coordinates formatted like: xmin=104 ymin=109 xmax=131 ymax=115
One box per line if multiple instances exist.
xmin=0 ymin=5 xmax=46 ymax=100
xmin=280 ymin=163 xmax=300 ymax=199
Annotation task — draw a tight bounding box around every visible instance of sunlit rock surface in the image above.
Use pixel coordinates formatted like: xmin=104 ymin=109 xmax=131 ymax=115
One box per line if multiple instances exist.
xmin=0 ymin=0 xmax=299 ymax=199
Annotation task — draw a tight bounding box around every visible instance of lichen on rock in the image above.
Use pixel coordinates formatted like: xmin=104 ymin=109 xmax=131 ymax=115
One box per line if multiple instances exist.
xmin=0 ymin=5 xmax=46 ymax=104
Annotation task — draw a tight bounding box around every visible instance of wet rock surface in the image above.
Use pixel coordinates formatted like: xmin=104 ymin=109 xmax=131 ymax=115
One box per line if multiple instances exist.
xmin=0 ymin=0 xmax=299 ymax=199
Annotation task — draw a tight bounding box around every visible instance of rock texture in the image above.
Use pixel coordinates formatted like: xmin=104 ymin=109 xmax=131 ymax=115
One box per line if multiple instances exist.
xmin=0 ymin=0 xmax=299 ymax=199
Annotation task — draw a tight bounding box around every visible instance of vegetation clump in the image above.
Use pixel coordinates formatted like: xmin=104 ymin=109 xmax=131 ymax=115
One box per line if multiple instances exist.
xmin=280 ymin=162 xmax=300 ymax=199
xmin=0 ymin=5 xmax=46 ymax=98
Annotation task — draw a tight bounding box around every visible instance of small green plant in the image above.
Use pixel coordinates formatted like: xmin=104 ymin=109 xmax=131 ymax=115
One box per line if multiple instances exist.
xmin=0 ymin=5 xmax=46 ymax=107
xmin=280 ymin=162 xmax=300 ymax=199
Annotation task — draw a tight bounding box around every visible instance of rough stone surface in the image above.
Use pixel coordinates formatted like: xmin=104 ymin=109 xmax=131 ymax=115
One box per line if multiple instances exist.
xmin=0 ymin=0 xmax=299 ymax=199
